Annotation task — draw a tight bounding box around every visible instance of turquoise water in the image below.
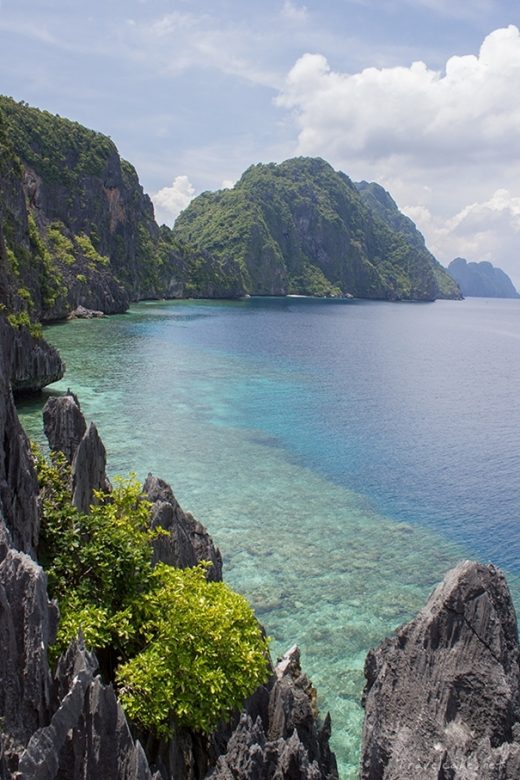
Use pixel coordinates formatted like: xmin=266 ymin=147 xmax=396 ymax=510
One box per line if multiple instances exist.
xmin=17 ymin=297 xmax=520 ymax=778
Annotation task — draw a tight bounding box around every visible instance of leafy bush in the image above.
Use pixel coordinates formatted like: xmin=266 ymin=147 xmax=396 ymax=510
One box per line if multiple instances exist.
xmin=34 ymin=447 xmax=269 ymax=735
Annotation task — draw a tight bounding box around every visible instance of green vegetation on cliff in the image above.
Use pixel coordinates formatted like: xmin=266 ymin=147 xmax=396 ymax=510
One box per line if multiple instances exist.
xmin=0 ymin=96 xmax=461 ymax=325
xmin=0 ymin=96 xmax=236 ymax=322
xmin=35 ymin=447 xmax=269 ymax=736
xmin=173 ymin=157 xmax=460 ymax=301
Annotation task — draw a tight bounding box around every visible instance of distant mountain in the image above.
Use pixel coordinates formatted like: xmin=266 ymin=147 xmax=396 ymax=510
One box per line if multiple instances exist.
xmin=447 ymin=258 xmax=519 ymax=298
xmin=173 ymin=157 xmax=461 ymax=301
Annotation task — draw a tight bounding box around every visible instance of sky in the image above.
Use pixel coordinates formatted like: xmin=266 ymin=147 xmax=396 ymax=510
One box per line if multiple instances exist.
xmin=1 ymin=0 xmax=520 ymax=285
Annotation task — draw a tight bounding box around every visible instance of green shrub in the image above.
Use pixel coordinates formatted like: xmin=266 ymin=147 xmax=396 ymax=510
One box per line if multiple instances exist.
xmin=117 ymin=562 xmax=269 ymax=735
xmin=75 ymin=233 xmax=109 ymax=266
xmin=34 ymin=447 xmax=269 ymax=735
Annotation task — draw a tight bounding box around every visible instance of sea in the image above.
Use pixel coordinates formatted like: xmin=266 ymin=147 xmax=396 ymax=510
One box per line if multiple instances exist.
xmin=17 ymin=296 xmax=520 ymax=779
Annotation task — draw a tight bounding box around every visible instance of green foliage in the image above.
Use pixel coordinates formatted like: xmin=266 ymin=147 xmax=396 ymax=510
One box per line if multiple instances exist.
xmin=46 ymin=222 xmax=75 ymax=266
xmin=33 ymin=446 xmax=269 ymax=735
xmin=7 ymin=310 xmax=42 ymax=338
xmin=75 ymin=233 xmax=109 ymax=266
xmin=117 ymin=563 xmax=269 ymax=735
xmin=0 ymin=96 xmax=115 ymax=186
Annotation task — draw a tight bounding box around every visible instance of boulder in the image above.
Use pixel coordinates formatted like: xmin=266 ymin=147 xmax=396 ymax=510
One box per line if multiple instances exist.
xmin=360 ymin=560 xmax=520 ymax=779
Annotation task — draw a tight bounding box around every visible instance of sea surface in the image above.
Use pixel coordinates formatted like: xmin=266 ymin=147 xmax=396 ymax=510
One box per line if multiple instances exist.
xmin=17 ymin=296 xmax=520 ymax=778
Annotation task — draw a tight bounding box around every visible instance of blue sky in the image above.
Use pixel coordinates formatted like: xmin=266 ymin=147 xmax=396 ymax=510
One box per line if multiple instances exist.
xmin=1 ymin=0 xmax=520 ymax=284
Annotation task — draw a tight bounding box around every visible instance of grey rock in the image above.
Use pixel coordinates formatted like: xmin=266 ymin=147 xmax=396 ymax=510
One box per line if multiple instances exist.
xmin=360 ymin=560 xmax=520 ymax=779
xmin=68 ymin=305 xmax=105 ymax=319
xmin=0 ymin=549 xmax=57 ymax=769
xmin=18 ymin=639 xmax=159 ymax=780
xmin=42 ymin=394 xmax=110 ymax=513
xmin=71 ymin=422 xmax=110 ymax=513
xmin=143 ymin=474 xmax=223 ymax=581
xmin=0 ymin=341 xmax=40 ymax=554
xmin=209 ymin=646 xmax=337 ymax=780
xmin=0 ymin=319 xmax=64 ymax=393
xmin=43 ymin=395 xmax=87 ymax=464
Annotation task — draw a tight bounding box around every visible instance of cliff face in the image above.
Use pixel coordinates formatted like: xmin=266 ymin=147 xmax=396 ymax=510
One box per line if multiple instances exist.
xmin=447 ymin=257 xmax=519 ymax=298
xmin=173 ymin=158 xmax=460 ymax=301
xmin=355 ymin=181 xmax=461 ymax=300
xmin=0 ymin=96 xmax=235 ymax=325
xmin=361 ymin=560 xmax=520 ymax=779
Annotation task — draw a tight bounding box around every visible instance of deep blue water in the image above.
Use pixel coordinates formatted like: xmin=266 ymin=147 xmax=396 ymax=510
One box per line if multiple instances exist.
xmin=17 ymin=296 xmax=520 ymax=778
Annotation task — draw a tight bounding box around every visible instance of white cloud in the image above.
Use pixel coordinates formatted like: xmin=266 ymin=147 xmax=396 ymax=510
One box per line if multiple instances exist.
xmin=135 ymin=11 xmax=281 ymax=88
xmin=276 ymin=25 xmax=520 ymax=286
xmin=152 ymin=175 xmax=196 ymax=225
xmin=277 ymin=26 xmax=520 ymax=165
xmin=403 ymin=190 xmax=520 ymax=287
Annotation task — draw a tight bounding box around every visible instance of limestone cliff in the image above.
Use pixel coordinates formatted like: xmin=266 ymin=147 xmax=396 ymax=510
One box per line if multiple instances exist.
xmin=361 ymin=560 xmax=520 ymax=779
xmin=0 ymin=96 xmax=233 ymax=326
xmin=173 ymin=158 xmax=460 ymax=301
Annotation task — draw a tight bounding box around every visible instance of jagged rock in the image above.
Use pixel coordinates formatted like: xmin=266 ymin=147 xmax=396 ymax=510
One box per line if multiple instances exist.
xmin=209 ymin=647 xmax=337 ymax=780
xmin=18 ymin=639 xmax=159 ymax=780
xmin=42 ymin=393 xmax=110 ymax=513
xmin=360 ymin=560 xmax=520 ymax=779
xmin=143 ymin=474 xmax=223 ymax=581
xmin=71 ymin=422 xmax=110 ymax=513
xmin=0 ymin=319 xmax=64 ymax=393
xmin=0 ymin=549 xmax=57 ymax=771
xmin=43 ymin=395 xmax=86 ymax=464
xmin=0 ymin=337 xmax=40 ymax=554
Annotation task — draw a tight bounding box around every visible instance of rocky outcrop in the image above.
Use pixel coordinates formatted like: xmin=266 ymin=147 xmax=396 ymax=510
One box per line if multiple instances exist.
xmin=360 ymin=560 xmax=520 ymax=779
xmin=211 ymin=646 xmax=337 ymax=780
xmin=0 ymin=548 xmax=58 ymax=772
xmin=0 ymin=333 xmax=41 ymax=554
xmin=18 ymin=640 xmax=159 ymax=780
xmin=447 ymin=257 xmax=519 ymax=298
xmin=0 ymin=318 xmax=64 ymax=393
xmin=143 ymin=473 xmax=223 ymax=581
xmin=43 ymin=394 xmax=86 ymax=464
xmin=70 ymin=421 xmax=110 ymax=513
xmin=42 ymin=394 xmax=110 ymax=513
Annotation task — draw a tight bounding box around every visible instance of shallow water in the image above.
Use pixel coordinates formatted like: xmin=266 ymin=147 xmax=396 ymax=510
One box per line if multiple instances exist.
xmin=18 ymin=297 xmax=520 ymax=778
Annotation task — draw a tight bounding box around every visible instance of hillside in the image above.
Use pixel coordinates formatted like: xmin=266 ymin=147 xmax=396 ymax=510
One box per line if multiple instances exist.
xmin=173 ymin=157 xmax=461 ymax=301
xmin=447 ymin=257 xmax=519 ymax=298
xmin=0 ymin=96 xmax=239 ymax=331
xmin=355 ymin=180 xmax=461 ymax=300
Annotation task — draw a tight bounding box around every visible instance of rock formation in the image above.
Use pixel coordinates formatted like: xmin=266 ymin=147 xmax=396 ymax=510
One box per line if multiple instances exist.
xmin=447 ymin=257 xmax=519 ymax=299
xmin=143 ymin=473 xmax=223 ymax=580
xmin=211 ymin=646 xmax=337 ymax=780
xmin=0 ymin=368 xmax=337 ymax=779
xmin=360 ymin=560 xmax=520 ymax=779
